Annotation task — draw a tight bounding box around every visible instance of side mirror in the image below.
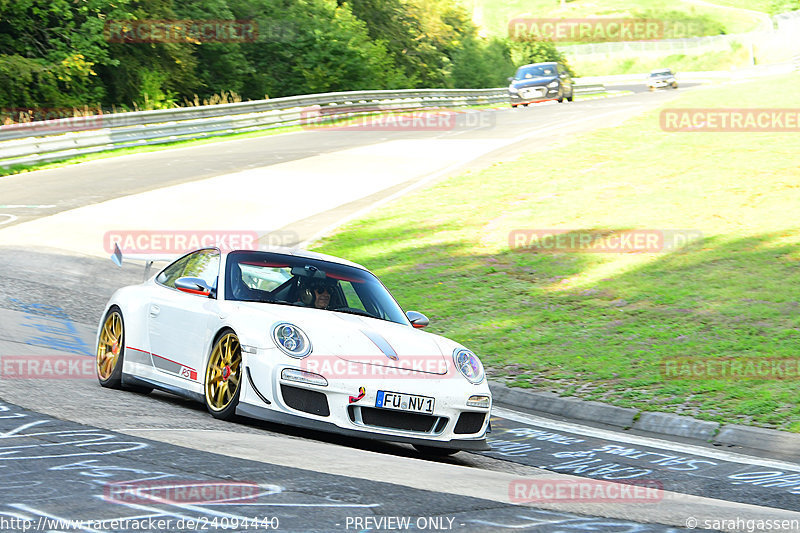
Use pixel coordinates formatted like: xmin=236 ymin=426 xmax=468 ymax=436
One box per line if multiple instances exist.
xmin=507 ymin=76 xmax=514 ymax=82
xmin=406 ymin=311 xmax=429 ymax=329
xmin=175 ymin=277 xmax=213 ymax=297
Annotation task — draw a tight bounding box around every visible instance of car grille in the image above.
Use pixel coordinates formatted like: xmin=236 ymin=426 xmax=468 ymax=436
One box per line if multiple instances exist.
xmin=280 ymin=385 xmax=330 ymax=417
xmin=454 ymin=412 xmax=486 ymax=434
xmin=349 ymin=406 xmax=447 ymax=434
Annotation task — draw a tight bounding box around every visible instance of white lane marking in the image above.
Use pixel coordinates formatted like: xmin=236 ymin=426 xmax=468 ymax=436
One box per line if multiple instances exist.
xmin=0 ymin=214 xmax=17 ymax=226
xmin=0 ymin=205 xmax=55 ymax=208
xmin=494 ymin=407 xmax=800 ymax=472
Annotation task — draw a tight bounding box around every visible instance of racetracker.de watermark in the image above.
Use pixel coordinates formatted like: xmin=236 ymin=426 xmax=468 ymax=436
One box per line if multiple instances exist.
xmin=104 ymin=480 xmax=263 ymax=505
xmin=507 ymin=18 xmax=709 ymax=42
xmin=299 ymin=107 xmax=494 ymax=131
xmin=0 ymin=355 xmax=95 ymax=380
xmin=299 ymin=355 xmax=455 ymax=380
xmin=509 ymin=229 xmax=703 ymax=253
xmin=661 ymin=108 xmax=800 ymax=132
xmin=509 ymin=479 xmax=664 ymax=503
xmin=661 ymin=357 xmax=800 ymax=381
xmin=103 ymin=230 xmax=299 ymax=254
xmin=1 ymin=107 xmax=104 ymax=134
xmin=104 ymin=19 xmax=258 ymax=43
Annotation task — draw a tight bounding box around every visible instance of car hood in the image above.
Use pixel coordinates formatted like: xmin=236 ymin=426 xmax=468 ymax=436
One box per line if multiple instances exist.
xmin=511 ymin=76 xmax=557 ymax=89
xmin=231 ymin=302 xmax=452 ymax=375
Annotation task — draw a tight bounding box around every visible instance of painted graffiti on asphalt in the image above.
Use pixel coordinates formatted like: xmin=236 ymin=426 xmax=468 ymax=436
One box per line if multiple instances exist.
xmin=7 ymin=298 xmax=92 ymax=356
xmin=0 ymin=401 xmax=384 ymax=532
xmin=486 ymin=419 xmax=800 ymax=496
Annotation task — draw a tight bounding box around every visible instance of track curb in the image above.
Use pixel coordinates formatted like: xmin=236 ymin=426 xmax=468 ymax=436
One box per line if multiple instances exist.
xmin=489 ymin=381 xmax=800 ymax=455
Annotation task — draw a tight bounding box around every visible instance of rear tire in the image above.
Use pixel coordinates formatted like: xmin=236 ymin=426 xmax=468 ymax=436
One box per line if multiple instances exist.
xmin=413 ymin=445 xmax=460 ymax=457
xmin=97 ymin=307 xmax=125 ymax=389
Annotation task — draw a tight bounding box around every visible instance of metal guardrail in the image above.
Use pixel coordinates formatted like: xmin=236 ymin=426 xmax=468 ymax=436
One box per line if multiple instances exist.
xmin=0 ymin=84 xmax=605 ymax=168
xmin=573 ymin=83 xmax=605 ymax=94
xmin=795 ymin=55 xmax=800 ymax=71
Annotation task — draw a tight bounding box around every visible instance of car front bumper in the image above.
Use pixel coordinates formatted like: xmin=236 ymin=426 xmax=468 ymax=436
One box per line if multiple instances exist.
xmin=510 ymin=85 xmax=560 ymax=103
xmin=240 ymin=355 xmax=492 ymax=450
xmin=648 ymin=79 xmax=676 ymax=88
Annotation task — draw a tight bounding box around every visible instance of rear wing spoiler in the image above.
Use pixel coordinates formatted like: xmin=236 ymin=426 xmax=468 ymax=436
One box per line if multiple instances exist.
xmin=110 ymin=242 xmax=178 ymax=279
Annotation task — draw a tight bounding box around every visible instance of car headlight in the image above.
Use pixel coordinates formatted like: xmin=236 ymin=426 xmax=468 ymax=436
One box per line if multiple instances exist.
xmin=547 ymin=81 xmax=559 ymax=88
xmin=272 ymin=323 xmax=312 ymax=358
xmin=453 ymin=348 xmax=485 ymax=384
xmin=508 ymin=87 xmax=519 ymax=94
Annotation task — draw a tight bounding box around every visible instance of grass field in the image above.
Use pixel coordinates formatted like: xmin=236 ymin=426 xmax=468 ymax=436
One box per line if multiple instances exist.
xmin=569 ymin=46 xmax=753 ymax=76
xmin=468 ymin=0 xmax=766 ymax=39
xmin=312 ymin=73 xmax=800 ymax=431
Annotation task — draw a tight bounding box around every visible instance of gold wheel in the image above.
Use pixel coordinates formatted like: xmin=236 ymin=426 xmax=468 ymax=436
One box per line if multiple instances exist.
xmin=205 ymin=332 xmax=242 ymax=415
xmin=97 ymin=309 xmax=123 ymax=383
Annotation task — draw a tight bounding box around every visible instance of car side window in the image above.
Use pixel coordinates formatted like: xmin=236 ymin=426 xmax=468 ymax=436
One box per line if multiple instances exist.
xmin=156 ymin=249 xmax=220 ymax=290
xmin=182 ymin=249 xmax=221 ymax=290
xmin=156 ymin=256 xmax=191 ymax=288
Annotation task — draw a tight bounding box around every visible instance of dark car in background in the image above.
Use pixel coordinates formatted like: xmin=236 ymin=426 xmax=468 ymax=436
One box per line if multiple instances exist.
xmin=647 ymin=68 xmax=678 ymax=90
xmin=508 ymin=62 xmax=573 ymax=107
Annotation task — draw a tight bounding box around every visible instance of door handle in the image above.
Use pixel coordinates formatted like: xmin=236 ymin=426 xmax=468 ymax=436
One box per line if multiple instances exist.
xmin=149 ymin=305 xmax=160 ymax=317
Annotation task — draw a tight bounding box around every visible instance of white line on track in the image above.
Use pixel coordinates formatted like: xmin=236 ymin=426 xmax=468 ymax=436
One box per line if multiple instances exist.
xmin=0 ymin=204 xmax=55 ymax=208
xmin=0 ymin=214 xmax=18 ymax=226
xmin=495 ymin=407 xmax=800 ymax=472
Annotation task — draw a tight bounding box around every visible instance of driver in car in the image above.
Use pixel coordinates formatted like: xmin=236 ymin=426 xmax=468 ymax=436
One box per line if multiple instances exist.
xmin=298 ymin=279 xmax=336 ymax=309
xmin=311 ymin=282 xmax=332 ymax=309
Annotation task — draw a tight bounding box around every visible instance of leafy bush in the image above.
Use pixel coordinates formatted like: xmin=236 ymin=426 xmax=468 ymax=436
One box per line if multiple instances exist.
xmin=0 ymin=0 xmax=526 ymax=110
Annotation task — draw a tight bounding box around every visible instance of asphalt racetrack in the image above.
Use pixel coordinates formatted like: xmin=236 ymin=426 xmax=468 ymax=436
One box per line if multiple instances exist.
xmin=2 ymin=82 xmax=798 ymax=532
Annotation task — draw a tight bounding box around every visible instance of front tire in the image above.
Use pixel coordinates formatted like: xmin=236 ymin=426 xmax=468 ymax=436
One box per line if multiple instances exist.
xmin=204 ymin=330 xmax=243 ymax=420
xmin=97 ymin=307 xmax=125 ymax=388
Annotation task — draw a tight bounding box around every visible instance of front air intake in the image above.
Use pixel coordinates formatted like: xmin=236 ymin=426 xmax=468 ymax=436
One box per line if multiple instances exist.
xmin=454 ymin=412 xmax=486 ymax=434
xmin=280 ymin=385 xmax=330 ymax=417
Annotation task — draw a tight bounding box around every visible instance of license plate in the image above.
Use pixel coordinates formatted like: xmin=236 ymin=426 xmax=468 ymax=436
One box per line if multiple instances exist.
xmin=522 ymin=88 xmax=542 ymax=98
xmin=375 ymin=391 xmax=434 ymax=414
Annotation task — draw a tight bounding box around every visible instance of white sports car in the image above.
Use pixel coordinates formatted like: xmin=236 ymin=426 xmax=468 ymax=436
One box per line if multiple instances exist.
xmin=96 ymin=247 xmax=492 ymax=454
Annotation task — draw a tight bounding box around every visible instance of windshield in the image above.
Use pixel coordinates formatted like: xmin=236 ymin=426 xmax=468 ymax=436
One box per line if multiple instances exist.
xmin=225 ymin=251 xmax=410 ymax=325
xmin=651 ymin=70 xmax=672 ymax=77
xmin=515 ymin=64 xmax=556 ymax=79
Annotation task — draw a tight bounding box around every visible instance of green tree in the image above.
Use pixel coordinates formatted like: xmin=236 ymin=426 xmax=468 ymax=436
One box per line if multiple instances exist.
xmin=0 ymin=0 xmax=124 ymax=107
xmin=230 ymin=0 xmax=403 ymax=98
xmin=450 ymin=36 xmax=515 ymax=88
xmin=511 ymin=35 xmax=574 ymax=75
xmin=97 ymin=0 xmax=199 ymax=109
xmin=172 ymin=0 xmax=254 ymax=99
